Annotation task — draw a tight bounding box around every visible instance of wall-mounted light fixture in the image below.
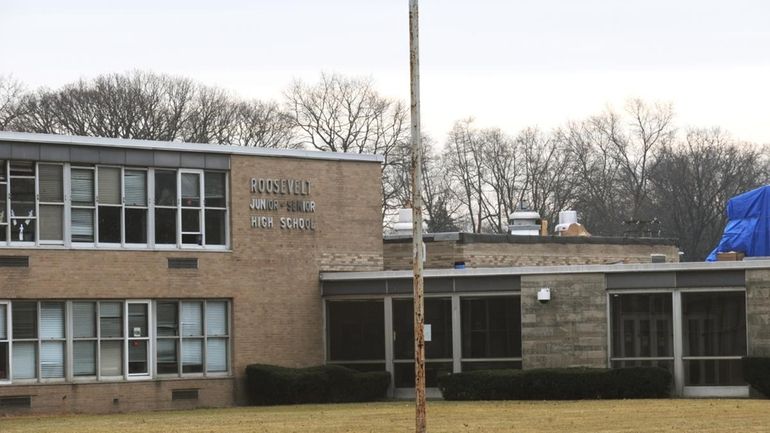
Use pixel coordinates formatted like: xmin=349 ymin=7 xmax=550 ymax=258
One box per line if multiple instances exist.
xmin=537 ymin=287 xmax=551 ymax=304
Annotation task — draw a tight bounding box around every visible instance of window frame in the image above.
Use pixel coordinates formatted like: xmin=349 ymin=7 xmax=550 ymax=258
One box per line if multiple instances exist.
xmin=8 ymin=161 xmax=37 ymax=246
xmin=0 ymin=301 xmax=10 ymax=384
xmin=36 ymin=162 xmax=65 ymax=245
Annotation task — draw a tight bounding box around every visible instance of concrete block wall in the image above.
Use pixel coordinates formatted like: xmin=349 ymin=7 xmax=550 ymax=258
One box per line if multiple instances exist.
xmin=520 ymin=273 xmax=608 ymax=369
xmin=746 ymin=269 xmax=770 ymax=357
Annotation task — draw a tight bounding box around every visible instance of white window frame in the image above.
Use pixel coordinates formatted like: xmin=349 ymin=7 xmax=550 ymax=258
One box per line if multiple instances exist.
xmin=70 ymin=165 xmax=96 ymax=247
xmin=179 ymin=169 xmax=204 ymax=248
xmin=126 ymin=300 xmax=152 ymax=379
xmin=0 ymin=160 xmax=10 ymax=245
xmin=37 ymin=162 xmax=65 ymax=245
xmin=123 ymin=168 xmax=149 ymax=248
xmin=8 ymin=161 xmax=37 ymax=247
xmin=203 ymin=170 xmax=230 ymax=249
xmin=0 ymin=301 xmax=10 ymax=384
xmin=95 ymin=165 xmax=124 ymax=247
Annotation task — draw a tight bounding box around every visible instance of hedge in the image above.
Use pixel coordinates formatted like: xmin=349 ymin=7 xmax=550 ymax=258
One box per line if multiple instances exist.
xmin=743 ymin=357 xmax=770 ymax=397
xmin=245 ymin=364 xmax=390 ymax=405
xmin=438 ymin=367 xmax=671 ymax=400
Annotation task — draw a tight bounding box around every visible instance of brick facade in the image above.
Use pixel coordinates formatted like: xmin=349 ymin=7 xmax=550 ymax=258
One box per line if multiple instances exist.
xmin=0 ymin=152 xmax=384 ymax=414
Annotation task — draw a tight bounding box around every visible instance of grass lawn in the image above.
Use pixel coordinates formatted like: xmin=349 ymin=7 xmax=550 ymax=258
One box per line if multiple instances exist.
xmin=2 ymin=400 xmax=770 ymax=433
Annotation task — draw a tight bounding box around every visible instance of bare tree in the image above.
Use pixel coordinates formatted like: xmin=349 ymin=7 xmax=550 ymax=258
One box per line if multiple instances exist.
xmin=0 ymin=75 xmax=26 ymax=130
xmin=651 ymin=128 xmax=766 ymax=260
xmin=286 ymin=73 xmax=409 ymax=217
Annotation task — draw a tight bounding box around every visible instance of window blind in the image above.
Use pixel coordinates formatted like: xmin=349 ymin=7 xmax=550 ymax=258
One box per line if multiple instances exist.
xmin=100 ymin=302 xmax=123 ymax=338
xmin=12 ymin=342 xmax=36 ymax=379
xmin=39 ymin=205 xmax=63 ymax=241
xmin=40 ymin=341 xmax=64 ymax=378
xmin=181 ymin=339 xmax=203 ymax=366
xmin=156 ymin=303 xmax=178 ymax=337
xmin=40 ymin=302 xmax=64 ymax=339
xmin=207 ymin=339 xmax=227 ymax=372
xmin=100 ymin=341 xmax=122 ymax=376
xmin=206 ymin=302 xmax=227 ymax=336
xmin=0 ymin=305 xmax=6 ymax=340
xmin=38 ymin=164 xmax=63 ymax=203
xmin=71 ymin=208 xmax=94 ymax=242
xmin=11 ymin=302 xmax=37 ymax=339
xmin=71 ymin=169 xmax=94 ymax=206
xmin=98 ymin=167 xmax=121 ymax=205
xmin=73 ymin=302 xmax=96 ymax=338
xmin=124 ymin=170 xmax=146 ymax=207
xmin=73 ymin=341 xmax=96 ymax=376
xmin=181 ymin=302 xmax=202 ymax=336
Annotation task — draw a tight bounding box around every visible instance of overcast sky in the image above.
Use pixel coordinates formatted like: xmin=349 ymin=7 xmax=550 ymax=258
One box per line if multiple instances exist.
xmin=1 ymin=0 xmax=769 ymax=143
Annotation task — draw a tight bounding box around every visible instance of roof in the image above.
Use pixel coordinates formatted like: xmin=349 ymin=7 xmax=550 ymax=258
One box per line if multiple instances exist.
xmin=0 ymin=131 xmax=384 ymax=163
xmin=320 ymin=258 xmax=770 ymax=281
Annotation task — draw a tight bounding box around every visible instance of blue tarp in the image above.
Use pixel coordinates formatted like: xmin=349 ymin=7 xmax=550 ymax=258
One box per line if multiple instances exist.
xmin=706 ymin=185 xmax=770 ymax=261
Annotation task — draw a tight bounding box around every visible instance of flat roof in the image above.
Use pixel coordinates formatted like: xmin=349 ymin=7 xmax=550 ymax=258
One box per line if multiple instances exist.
xmin=384 ymin=232 xmax=678 ymax=246
xmin=0 ymin=131 xmax=384 ymax=163
xmin=320 ymin=259 xmax=770 ymax=281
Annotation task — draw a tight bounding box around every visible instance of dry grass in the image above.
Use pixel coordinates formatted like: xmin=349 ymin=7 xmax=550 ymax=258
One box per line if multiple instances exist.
xmin=2 ymin=400 xmax=770 ymax=433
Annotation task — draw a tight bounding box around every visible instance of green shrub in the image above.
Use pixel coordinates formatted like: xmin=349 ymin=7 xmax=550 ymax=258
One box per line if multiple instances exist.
xmin=245 ymin=364 xmax=390 ymax=405
xmin=438 ymin=367 xmax=671 ymax=400
xmin=743 ymin=357 xmax=770 ymax=397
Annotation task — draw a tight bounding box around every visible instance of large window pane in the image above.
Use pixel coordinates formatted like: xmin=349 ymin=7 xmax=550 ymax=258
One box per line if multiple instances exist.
xmin=157 ymin=302 xmax=178 ymax=337
xmin=182 ymin=339 xmax=203 ymax=373
xmin=181 ymin=173 xmax=200 ymax=207
xmin=154 ymin=170 xmax=176 ymax=206
xmin=12 ymin=341 xmax=36 ymax=379
xmin=12 ymin=301 xmax=37 ymax=339
xmin=73 ymin=302 xmax=96 ymax=338
xmin=207 ymin=338 xmax=227 ymax=372
xmin=128 ymin=304 xmax=148 ymax=338
xmin=205 ymin=209 xmax=226 ymax=245
xmin=205 ymin=172 xmax=226 ymax=207
xmin=124 ymin=208 xmax=147 ymax=243
xmin=682 ymin=292 xmax=746 ymax=357
xmin=71 ymin=169 xmax=94 ymax=206
xmin=0 ymin=342 xmax=8 ymax=380
xmin=206 ymin=302 xmax=227 ymax=336
xmin=100 ymin=340 xmax=122 ymax=376
xmin=40 ymin=302 xmax=64 ymax=339
xmin=100 ymin=302 xmax=123 ymax=338
xmin=38 ymin=164 xmax=63 ymax=202
xmin=10 ymin=161 xmax=34 ymax=177
xmin=154 ymin=208 xmax=176 ymax=244
xmin=40 ymin=341 xmax=64 ymax=378
xmin=157 ymin=339 xmax=178 ymax=374
xmin=39 ymin=205 xmax=63 ymax=241
xmin=124 ymin=170 xmax=147 ymax=206
xmin=0 ymin=305 xmax=6 ymax=339
xmin=98 ymin=206 xmax=121 ymax=243
xmin=98 ymin=167 xmax=121 ymax=205
xmin=128 ymin=340 xmax=148 ymax=374
xmin=73 ymin=341 xmax=96 ymax=376
xmin=393 ymin=298 xmax=452 ymax=360
xmin=181 ymin=302 xmax=203 ymax=336
xmin=10 ymin=177 xmax=35 ymax=216
xmin=71 ymin=208 xmax=94 ymax=242
xmin=611 ymin=293 xmax=673 ymax=359
xmin=327 ymin=300 xmax=384 ymax=361
xmin=461 ymin=297 xmax=521 ymax=359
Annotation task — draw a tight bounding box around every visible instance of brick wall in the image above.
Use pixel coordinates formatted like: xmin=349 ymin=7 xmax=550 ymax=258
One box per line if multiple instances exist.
xmin=520 ymin=273 xmax=608 ymax=369
xmin=384 ymin=238 xmax=679 ymax=270
xmin=0 ymin=153 xmax=384 ymax=413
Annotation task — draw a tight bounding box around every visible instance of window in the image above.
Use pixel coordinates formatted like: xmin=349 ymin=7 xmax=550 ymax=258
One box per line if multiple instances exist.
xmin=610 ymin=293 xmax=674 ymax=373
xmin=204 ymin=172 xmax=227 ymax=246
xmin=392 ymin=298 xmax=453 ymax=387
xmin=9 ymin=301 xmax=66 ymax=381
xmin=180 ymin=171 xmax=203 ymax=245
xmin=0 ymin=299 xmax=230 ymax=383
xmin=326 ymin=300 xmax=385 ymax=372
xmin=0 ymin=161 xmax=228 ymax=249
xmin=0 ymin=303 xmax=8 ymax=380
xmin=0 ymin=161 xmax=7 ymax=243
xmin=38 ymin=164 xmax=64 ymax=243
xmin=124 ymin=170 xmax=147 ymax=244
xmin=97 ymin=167 xmax=122 ymax=244
xmin=9 ymin=162 xmax=36 ymax=242
xmin=71 ymin=168 xmax=95 ymax=243
xmin=154 ymin=170 xmax=177 ymax=245
xmin=460 ymin=296 xmax=522 ymax=370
